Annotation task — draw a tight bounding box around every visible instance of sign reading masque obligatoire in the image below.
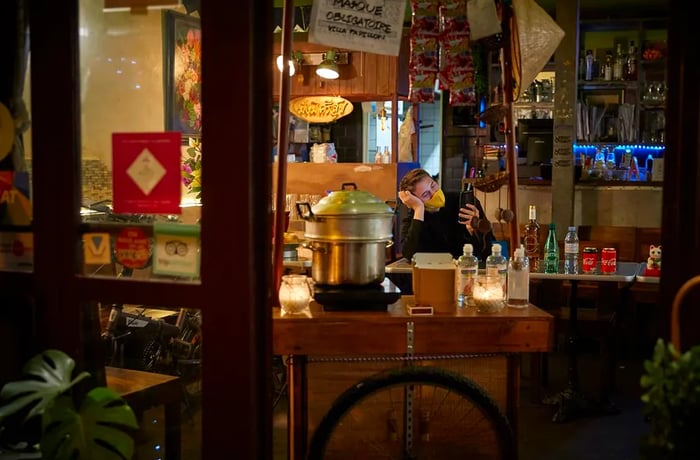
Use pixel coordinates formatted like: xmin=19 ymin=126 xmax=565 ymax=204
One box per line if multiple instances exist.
xmin=308 ymin=0 xmax=406 ymax=57
xmin=289 ymin=96 xmax=354 ymax=123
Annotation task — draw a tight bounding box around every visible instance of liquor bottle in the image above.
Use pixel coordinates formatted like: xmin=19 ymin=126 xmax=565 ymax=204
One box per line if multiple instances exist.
xmin=382 ymin=146 xmax=391 ymax=164
xmin=604 ymin=51 xmax=613 ymax=81
xmin=613 ymin=43 xmax=625 ymax=81
xmin=486 ymin=243 xmax=508 ymax=293
xmin=543 ymin=223 xmax=559 ymax=274
xmin=507 ymin=245 xmax=530 ymax=308
xmin=564 ymin=226 xmax=580 ymax=274
xmin=456 ymin=243 xmax=479 ymax=307
xmin=523 ymin=205 xmax=541 ymax=271
xmin=625 ymin=40 xmax=637 ymax=81
xmin=584 ymin=50 xmax=594 ymax=81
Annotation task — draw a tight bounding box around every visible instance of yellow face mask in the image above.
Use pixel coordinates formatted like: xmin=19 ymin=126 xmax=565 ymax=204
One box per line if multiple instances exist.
xmin=423 ymin=188 xmax=445 ymax=210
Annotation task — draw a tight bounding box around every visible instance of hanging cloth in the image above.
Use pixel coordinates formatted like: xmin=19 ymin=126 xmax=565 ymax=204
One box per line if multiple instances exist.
xmin=511 ymin=0 xmax=564 ymax=101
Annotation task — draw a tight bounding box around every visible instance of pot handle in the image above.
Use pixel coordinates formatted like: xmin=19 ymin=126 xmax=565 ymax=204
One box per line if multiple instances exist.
xmin=295 ymin=202 xmax=314 ymax=221
xmin=386 ymin=240 xmax=395 ymax=248
xmin=301 ymin=241 xmax=327 ymax=253
xmin=340 ymin=182 xmax=358 ymax=191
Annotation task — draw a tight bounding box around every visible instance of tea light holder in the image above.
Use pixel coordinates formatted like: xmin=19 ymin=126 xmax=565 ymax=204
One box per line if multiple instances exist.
xmin=473 ymin=275 xmax=506 ymax=313
xmin=278 ymin=274 xmax=313 ymax=316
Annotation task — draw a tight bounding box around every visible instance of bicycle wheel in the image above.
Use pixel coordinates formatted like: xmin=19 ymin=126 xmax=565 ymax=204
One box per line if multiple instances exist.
xmin=307 ymin=366 xmax=516 ymax=460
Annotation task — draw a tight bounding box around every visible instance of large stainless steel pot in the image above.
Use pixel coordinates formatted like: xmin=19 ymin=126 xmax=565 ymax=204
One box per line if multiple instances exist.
xmin=303 ymin=240 xmax=390 ymax=285
xmin=296 ymin=183 xmax=395 ymax=285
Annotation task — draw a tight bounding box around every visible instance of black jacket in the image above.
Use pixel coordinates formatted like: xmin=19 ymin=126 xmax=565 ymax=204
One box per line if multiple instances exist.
xmin=399 ymin=191 xmax=495 ymax=262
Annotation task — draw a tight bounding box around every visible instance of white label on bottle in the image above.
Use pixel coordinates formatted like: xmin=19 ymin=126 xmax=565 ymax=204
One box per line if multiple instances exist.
xmin=565 ymin=243 xmax=579 ymax=254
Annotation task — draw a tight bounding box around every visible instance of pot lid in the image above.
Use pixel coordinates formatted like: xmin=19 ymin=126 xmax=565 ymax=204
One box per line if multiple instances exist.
xmin=312 ymin=183 xmax=394 ymax=215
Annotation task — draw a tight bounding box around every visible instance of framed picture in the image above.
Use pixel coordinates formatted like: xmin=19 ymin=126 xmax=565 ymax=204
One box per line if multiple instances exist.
xmin=162 ymin=11 xmax=202 ymax=140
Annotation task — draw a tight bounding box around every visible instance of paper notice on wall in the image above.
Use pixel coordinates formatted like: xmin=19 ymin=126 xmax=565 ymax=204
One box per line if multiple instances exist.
xmin=308 ymin=0 xmax=406 ymax=56
xmin=0 ymin=232 xmax=33 ymax=272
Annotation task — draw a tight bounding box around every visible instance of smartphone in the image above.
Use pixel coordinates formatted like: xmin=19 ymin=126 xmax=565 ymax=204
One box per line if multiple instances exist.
xmin=459 ymin=186 xmax=474 ymax=209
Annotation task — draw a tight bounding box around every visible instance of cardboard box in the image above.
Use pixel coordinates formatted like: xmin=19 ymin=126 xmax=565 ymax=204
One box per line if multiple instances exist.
xmin=412 ymin=253 xmax=456 ymax=313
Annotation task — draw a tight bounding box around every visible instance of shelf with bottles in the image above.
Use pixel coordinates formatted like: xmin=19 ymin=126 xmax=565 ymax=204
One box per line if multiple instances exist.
xmin=574 ymin=143 xmax=664 ymax=184
xmin=577 ymin=18 xmax=667 ymax=145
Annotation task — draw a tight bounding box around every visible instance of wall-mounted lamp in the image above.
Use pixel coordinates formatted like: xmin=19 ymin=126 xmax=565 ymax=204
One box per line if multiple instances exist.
xmin=316 ymin=50 xmax=340 ymax=80
xmin=275 ymin=50 xmax=349 ymax=80
xmin=276 ymin=55 xmax=295 ymax=77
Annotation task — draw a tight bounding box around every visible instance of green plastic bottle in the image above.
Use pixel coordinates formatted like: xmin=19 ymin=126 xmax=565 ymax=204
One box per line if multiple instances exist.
xmin=544 ymin=223 xmax=559 ymax=274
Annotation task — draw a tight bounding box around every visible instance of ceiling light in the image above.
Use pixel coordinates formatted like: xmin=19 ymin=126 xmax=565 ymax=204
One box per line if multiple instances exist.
xmin=316 ymin=50 xmax=340 ymax=80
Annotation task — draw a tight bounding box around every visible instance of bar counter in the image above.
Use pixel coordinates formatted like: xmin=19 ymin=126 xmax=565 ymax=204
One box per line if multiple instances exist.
xmin=273 ymin=296 xmax=554 ymax=459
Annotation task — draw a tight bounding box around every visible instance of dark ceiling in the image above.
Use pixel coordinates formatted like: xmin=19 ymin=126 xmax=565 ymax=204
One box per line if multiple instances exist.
xmin=537 ymin=0 xmax=669 ymax=20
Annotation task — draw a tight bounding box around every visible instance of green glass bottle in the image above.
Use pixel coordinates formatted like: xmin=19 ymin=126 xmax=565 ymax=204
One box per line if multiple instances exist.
xmin=544 ymin=223 xmax=559 ymax=274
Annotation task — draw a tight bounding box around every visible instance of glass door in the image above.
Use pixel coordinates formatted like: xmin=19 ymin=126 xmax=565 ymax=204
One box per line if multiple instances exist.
xmin=0 ymin=1 xmax=274 ymax=459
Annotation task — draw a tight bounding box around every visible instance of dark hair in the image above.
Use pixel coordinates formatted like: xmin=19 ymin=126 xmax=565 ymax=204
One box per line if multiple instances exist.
xmin=399 ymin=168 xmax=432 ymax=193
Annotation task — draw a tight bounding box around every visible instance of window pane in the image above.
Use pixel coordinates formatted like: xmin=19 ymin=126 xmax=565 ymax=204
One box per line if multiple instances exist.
xmin=79 ymin=1 xmax=202 ymax=282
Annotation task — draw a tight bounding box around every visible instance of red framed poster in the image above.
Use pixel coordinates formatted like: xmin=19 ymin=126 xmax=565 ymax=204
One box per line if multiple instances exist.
xmin=112 ymin=132 xmax=182 ymax=214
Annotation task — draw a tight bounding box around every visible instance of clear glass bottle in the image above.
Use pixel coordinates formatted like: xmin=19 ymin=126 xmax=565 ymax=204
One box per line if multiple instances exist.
xmin=543 ymin=223 xmax=559 ymax=274
xmin=625 ymin=40 xmax=637 ymax=81
xmin=584 ymin=49 xmax=594 ymax=81
xmin=613 ymin=43 xmax=625 ymax=81
xmin=507 ymin=245 xmax=530 ymax=308
xmin=523 ymin=205 xmax=540 ymax=271
xmin=456 ymin=243 xmax=479 ymax=307
xmin=486 ymin=243 xmax=508 ymax=294
xmin=564 ymin=226 xmax=580 ymax=274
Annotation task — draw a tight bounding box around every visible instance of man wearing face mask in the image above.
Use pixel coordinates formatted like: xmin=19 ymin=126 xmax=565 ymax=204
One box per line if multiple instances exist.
xmin=398 ymin=168 xmax=495 ymax=262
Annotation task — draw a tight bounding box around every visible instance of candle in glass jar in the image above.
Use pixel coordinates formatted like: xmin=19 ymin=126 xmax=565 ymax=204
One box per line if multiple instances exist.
xmin=473 ymin=275 xmax=506 ymax=313
xmin=278 ymin=275 xmax=313 ymax=315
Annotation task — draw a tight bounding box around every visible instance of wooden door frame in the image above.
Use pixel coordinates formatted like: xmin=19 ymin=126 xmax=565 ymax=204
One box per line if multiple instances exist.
xmin=22 ymin=1 xmax=274 ymax=458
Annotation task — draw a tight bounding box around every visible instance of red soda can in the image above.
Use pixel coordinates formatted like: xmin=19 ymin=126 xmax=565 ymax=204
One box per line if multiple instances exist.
xmin=582 ymin=247 xmax=598 ymax=273
xmin=601 ymin=248 xmax=617 ymax=274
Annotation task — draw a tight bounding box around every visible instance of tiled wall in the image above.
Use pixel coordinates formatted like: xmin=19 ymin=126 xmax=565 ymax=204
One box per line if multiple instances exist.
xmin=416 ymin=101 xmax=441 ymax=176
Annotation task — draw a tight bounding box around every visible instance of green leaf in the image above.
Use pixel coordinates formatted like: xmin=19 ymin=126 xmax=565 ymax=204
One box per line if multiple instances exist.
xmin=41 ymin=387 xmax=138 ymax=460
xmin=0 ymin=349 xmax=89 ymax=423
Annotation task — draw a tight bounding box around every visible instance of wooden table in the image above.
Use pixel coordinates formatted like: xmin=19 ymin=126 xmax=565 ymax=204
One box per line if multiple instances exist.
xmin=529 ymin=261 xmax=638 ymax=422
xmin=273 ymin=297 xmax=554 ymax=459
xmin=106 ymin=366 xmax=182 ymax=460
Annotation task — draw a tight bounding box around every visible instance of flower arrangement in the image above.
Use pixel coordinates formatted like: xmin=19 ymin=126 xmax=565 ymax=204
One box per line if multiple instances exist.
xmin=174 ymin=27 xmax=202 ymax=132
xmin=182 ymin=137 xmax=202 ymax=199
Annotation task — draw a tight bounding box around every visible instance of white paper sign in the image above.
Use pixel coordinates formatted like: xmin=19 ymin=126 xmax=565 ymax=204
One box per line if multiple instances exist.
xmin=309 ymin=0 xmax=406 ymax=57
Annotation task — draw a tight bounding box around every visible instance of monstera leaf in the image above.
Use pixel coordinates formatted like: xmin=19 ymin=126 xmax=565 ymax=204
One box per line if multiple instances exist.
xmin=0 ymin=349 xmax=89 ymax=422
xmin=0 ymin=349 xmax=139 ymax=460
xmin=41 ymin=388 xmax=138 ymax=460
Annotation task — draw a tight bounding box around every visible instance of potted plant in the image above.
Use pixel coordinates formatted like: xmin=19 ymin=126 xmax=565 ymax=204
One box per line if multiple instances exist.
xmin=0 ymin=349 xmax=138 ymax=459
xmin=640 ymin=338 xmax=700 ymax=459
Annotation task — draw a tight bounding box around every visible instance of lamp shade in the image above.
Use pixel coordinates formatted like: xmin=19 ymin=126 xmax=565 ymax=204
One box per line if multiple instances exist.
xmin=276 ymin=55 xmax=296 ymax=77
xmin=316 ymin=50 xmax=340 ymax=80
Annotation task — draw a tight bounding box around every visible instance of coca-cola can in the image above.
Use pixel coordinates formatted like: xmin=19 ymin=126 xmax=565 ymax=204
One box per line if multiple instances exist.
xmin=601 ymin=248 xmax=617 ymax=274
xmin=582 ymin=247 xmax=598 ymax=274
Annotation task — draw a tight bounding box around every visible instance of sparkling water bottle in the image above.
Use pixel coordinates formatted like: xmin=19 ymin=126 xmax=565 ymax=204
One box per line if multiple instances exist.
xmin=564 ymin=226 xmax=580 ymax=274
xmin=456 ymin=244 xmax=479 ymax=307
xmin=486 ymin=243 xmax=508 ymax=293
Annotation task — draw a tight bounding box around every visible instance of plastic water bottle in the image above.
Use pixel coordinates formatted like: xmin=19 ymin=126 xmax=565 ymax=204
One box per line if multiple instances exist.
xmin=486 ymin=243 xmax=508 ymax=293
xmin=507 ymin=245 xmax=530 ymax=308
xmin=564 ymin=226 xmax=580 ymax=274
xmin=456 ymin=244 xmax=479 ymax=307
xmin=543 ymin=223 xmax=559 ymax=274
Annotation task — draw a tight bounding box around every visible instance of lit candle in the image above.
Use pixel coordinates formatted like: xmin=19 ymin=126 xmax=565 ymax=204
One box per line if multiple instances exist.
xmin=278 ymin=275 xmax=312 ymax=315
xmin=473 ymin=275 xmax=505 ymax=313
